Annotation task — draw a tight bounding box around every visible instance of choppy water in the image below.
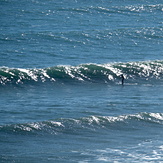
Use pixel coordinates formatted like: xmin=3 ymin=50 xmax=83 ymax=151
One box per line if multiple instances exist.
xmin=0 ymin=0 xmax=163 ymax=162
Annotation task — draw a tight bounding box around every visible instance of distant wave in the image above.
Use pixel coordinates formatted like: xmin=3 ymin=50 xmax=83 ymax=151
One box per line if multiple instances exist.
xmin=59 ymin=4 xmax=163 ymax=14
xmin=1 ymin=112 xmax=163 ymax=135
xmin=0 ymin=60 xmax=162 ymax=85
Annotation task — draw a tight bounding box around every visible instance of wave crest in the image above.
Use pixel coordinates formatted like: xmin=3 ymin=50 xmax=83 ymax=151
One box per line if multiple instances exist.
xmin=1 ymin=112 xmax=163 ymax=135
xmin=0 ymin=60 xmax=162 ymax=85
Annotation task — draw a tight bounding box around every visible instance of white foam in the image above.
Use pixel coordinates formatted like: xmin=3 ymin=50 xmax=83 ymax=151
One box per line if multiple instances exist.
xmin=149 ymin=113 xmax=163 ymax=121
xmin=18 ymin=68 xmax=38 ymax=81
xmin=79 ymin=140 xmax=163 ymax=162
xmin=50 ymin=121 xmax=64 ymax=127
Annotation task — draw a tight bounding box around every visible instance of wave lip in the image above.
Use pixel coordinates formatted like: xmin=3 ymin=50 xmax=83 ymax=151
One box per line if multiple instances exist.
xmin=0 ymin=60 xmax=162 ymax=85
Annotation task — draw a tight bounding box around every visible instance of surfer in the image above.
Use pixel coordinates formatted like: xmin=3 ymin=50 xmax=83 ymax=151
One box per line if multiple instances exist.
xmin=121 ymin=74 xmax=124 ymax=85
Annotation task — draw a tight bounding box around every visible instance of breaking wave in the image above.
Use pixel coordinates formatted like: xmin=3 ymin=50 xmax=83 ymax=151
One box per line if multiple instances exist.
xmin=1 ymin=112 xmax=163 ymax=135
xmin=0 ymin=60 xmax=162 ymax=85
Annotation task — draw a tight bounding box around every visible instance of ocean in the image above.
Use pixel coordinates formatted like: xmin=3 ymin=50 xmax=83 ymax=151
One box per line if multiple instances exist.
xmin=0 ymin=0 xmax=163 ymax=162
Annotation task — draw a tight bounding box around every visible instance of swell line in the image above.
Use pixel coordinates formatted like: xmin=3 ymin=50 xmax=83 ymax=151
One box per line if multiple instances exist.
xmin=1 ymin=112 xmax=163 ymax=135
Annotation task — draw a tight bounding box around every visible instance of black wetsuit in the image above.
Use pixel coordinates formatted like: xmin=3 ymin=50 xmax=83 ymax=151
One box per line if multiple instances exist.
xmin=121 ymin=75 xmax=124 ymax=85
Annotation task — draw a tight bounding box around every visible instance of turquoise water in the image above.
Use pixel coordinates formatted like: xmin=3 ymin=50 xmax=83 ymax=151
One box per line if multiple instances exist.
xmin=0 ymin=0 xmax=163 ymax=162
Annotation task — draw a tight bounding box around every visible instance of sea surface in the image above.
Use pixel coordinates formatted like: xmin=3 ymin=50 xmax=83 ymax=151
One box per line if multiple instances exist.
xmin=0 ymin=0 xmax=163 ymax=162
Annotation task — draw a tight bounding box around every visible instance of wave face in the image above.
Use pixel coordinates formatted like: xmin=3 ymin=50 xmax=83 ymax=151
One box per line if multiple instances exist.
xmin=0 ymin=60 xmax=162 ymax=85
xmin=1 ymin=112 xmax=163 ymax=135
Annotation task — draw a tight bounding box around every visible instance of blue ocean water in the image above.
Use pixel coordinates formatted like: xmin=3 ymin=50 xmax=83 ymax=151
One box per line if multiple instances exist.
xmin=0 ymin=0 xmax=163 ymax=162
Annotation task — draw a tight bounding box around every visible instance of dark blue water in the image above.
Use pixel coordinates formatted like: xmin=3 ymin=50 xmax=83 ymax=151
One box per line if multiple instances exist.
xmin=0 ymin=0 xmax=163 ymax=162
